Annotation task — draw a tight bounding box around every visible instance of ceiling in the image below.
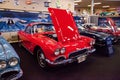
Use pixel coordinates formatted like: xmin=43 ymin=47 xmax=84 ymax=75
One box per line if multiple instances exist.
xmin=75 ymin=0 xmax=120 ymax=9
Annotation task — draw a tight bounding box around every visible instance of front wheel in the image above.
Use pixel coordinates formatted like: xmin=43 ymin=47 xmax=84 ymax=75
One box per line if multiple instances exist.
xmin=36 ymin=49 xmax=48 ymax=69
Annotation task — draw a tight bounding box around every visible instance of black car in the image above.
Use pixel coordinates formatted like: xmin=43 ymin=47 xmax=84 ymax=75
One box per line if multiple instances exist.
xmin=76 ymin=23 xmax=115 ymax=56
xmin=76 ymin=23 xmax=114 ymax=46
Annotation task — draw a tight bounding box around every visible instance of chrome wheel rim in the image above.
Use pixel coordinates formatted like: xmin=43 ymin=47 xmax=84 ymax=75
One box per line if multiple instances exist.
xmin=37 ymin=50 xmax=46 ymax=68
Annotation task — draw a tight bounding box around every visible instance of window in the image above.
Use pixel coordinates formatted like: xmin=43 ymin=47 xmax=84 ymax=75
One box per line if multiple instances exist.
xmin=35 ymin=24 xmax=54 ymax=33
xmin=25 ymin=26 xmax=32 ymax=34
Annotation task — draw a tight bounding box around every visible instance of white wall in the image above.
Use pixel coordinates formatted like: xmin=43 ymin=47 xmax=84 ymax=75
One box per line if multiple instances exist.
xmin=0 ymin=0 xmax=74 ymax=12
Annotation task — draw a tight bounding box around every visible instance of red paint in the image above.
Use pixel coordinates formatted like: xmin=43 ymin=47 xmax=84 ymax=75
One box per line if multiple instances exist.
xmin=18 ymin=8 xmax=95 ymax=65
xmin=90 ymin=18 xmax=120 ymax=37
xmin=48 ymin=8 xmax=80 ymax=43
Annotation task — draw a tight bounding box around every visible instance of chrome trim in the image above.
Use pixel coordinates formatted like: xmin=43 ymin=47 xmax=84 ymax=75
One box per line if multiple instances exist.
xmin=45 ymin=58 xmax=72 ymax=65
xmin=45 ymin=47 xmax=95 ymax=65
xmin=54 ymin=56 xmax=66 ymax=63
xmin=45 ymin=55 xmax=66 ymax=65
xmin=54 ymin=55 xmax=66 ymax=61
xmin=87 ymin=48 xmax=96 ymax=53
xmin=11 ymin=69 xmax=23 ymax=80
xmin=68 ymin=48 xmax=88 ymax=58
xmin=0 ymin=69 xmax=23 ymax=80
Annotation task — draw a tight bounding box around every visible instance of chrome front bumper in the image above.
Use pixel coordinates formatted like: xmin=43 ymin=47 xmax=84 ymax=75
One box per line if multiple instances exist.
xmin=46 ymin=48 xmax=96 ymax=65
xmin=0 ymin=69 xmax=23 ymax=80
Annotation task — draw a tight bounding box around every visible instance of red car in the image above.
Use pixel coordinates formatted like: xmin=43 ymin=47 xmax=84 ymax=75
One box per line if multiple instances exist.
xmin=88 ymin=18 xmax=120 ymax=41
xmin=18 ymin=8 xmax=95 ymax=68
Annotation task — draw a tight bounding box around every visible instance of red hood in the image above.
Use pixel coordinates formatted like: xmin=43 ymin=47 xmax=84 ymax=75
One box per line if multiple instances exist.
xmin=48 ymin=8 xmax=80 ymax=43
xmin=107 ymin=18 xmax=118 ymax=32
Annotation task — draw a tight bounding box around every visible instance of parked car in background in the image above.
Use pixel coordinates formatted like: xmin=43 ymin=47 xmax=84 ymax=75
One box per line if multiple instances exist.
xmin=100 ymin=12 xmax=115 ymax=16
xmin=86 ymin=18 xmax=120 ymax=42
xmin=18 ymin=8 xmax=95 ymax=69
xmin=76 ymin=23 xmax=114 ymax=46
xmin=0 ymin=36 xmax=22 ymax=80
xmin=76 ymin=23 xmax=114 ymax=56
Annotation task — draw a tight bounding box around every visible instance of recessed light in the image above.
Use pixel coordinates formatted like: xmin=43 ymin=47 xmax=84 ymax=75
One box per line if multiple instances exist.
xmin=74 ymin=0 xmax=82 ymax=3
xmin=74 ymin=3 xmax=78 ymax=5
xmin=88 ymin=5 xmax=92 ymax=7
xmin=102 ymin=5 xmax=110 ymax=8
xmin=87 ymin=2 xmax=101 ymax=7
xmin=94 ymin=2 xmax=101 ymax=5
xmin=109 ymin=8 xmax=116 ymax=10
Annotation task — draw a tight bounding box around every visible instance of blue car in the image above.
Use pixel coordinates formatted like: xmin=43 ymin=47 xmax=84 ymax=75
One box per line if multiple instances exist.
xmin=0 ymin=36 xmax=22 ymax=80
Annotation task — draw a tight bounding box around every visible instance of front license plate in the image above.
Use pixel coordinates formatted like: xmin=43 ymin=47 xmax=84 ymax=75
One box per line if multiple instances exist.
xmin=77 ymin=55 xmax=86 ymax=63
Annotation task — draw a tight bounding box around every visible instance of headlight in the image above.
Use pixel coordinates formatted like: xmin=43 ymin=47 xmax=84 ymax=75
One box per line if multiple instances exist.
xmin=90 ymin=41 xmax=93 ymax=46
xmin=0 ymin=61 xmax=7 ymax=69
xmin=9 ymin=57 xmax=18 ymax=67
xmin=90 ymin=40 xmax=95 ymax=46
xmin=54 ymin=49 xmax=60 ymax=56
xmin=92 ymin=40 xmax=95 ymax=45
xmin=60 ymin=48 xmax=66 ymax=54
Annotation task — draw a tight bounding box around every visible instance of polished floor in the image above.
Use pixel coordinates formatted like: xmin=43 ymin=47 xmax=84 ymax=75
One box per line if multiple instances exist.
xmin=11 ymin=43 xmax=120 ymax=80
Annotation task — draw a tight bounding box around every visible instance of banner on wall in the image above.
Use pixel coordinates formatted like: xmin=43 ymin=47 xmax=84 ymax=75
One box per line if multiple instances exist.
xmin=0 ymin=11 xmax=39 ymax=32
xmin=0 ymin=10 xmax=52 ymax=32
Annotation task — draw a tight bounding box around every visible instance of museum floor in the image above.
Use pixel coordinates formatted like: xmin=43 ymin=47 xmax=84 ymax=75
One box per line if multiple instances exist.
xmin=11 ymin=43 xmax=120 ymax=80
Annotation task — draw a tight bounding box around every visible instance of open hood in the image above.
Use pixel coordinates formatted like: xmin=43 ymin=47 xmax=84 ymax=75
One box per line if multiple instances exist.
xmin=107 ymin=18 xmax=117 ymax=32
xmin=48 ymin=8 xmax=80 ymax=43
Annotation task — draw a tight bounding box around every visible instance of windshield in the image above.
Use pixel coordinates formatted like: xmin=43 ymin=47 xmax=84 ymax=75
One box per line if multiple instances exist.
xmin=34 ymin=24 xmax=54 ymax=33
xmin=76 ymin=23 xmax=85 ymax=30
xmin=99 ymin=23 xmax=111 ymax=28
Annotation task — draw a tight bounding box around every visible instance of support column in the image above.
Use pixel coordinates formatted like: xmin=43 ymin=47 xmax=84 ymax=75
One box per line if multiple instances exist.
xmin=91 ymin=0 xmax=94 ymax=15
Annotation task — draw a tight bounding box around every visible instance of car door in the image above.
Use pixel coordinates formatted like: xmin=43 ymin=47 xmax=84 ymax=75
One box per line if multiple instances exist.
xmin=24 ymin=25 xmax=38 ymax=52
xmin=22 ymin=26 xmax=33 ymax=50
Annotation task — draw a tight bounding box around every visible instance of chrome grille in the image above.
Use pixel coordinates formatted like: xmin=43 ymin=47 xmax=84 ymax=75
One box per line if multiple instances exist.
xmin=69 ymin=49 xmax=87 ymax=59
xmin=54 ymin=56 xmax=65 ymax=63
xmin=1 ymin=71 xmax=19 ymax=80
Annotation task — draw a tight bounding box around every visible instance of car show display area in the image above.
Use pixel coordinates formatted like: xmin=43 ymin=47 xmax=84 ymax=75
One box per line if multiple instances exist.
xmin=11 ymin=42 xmax=120 ymax=80
xmin=0 ymin=0 xmax=120 ymax=79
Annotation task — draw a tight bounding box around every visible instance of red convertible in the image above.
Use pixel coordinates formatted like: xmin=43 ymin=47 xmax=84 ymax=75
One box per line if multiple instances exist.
xmin=88 ymin=18 xmax=120 ymax=41
xmin=18 ymin=8 xmax=95 ymax=68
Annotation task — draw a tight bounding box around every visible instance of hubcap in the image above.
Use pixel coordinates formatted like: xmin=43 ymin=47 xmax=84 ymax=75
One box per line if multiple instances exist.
xmin=37 ymin=50 xmax=46 ymax=68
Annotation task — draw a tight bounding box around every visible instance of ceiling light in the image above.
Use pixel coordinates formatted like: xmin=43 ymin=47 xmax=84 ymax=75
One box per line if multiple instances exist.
xmin=109 ymin=8 xmax=116 ymax=10
xmin=74 ymin=0 xmax=82 ymax=3
xmin=94 ymin=2 xmax=101 ymax=5
xmin=74 ymin=3 xmax=78 ymax=5
xmin=87 ymin=2 xmax=101 ymax=7
xmin=102 ymin=5 xmax=110 ymax=8
xmin=88 ymin=5 xmax=92 ymax=7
